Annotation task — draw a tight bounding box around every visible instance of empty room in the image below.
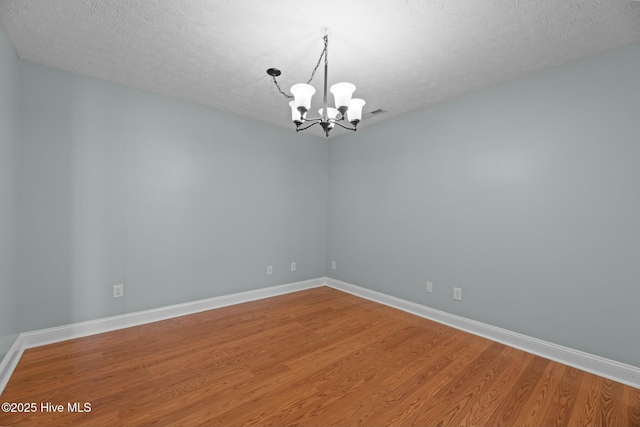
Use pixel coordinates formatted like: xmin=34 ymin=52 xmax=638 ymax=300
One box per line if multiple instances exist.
xmin=1 ymin=1 xmax=639 ymax=426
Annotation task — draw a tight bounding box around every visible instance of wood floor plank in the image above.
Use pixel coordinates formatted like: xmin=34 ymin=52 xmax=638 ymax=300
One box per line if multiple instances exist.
xmin=0 ymin=286 xmax=637 ymax=426
xmin=457 ymin=349 xmax=537 ymax=426
xmin=517 ymin=361 xmax=567 ymax=426
xmin=627 ymin=386 xmax=640 ymax=426
xmin=370 ymin=336 xmax=496 ymax=425
xmin=322 ymin=329 xmax=469 ymax=426
xmin=443 ymin=345 xmax=518 ymax=426
xmin=404 ymin=341 xmax=510 ymax=426
xmin=541 ymin=366 xmax=585 ymax=426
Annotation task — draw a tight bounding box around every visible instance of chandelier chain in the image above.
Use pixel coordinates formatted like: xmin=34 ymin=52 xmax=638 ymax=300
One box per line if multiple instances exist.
xmin=305 ymin=35 xmax=328 ymax=85
xmin=271 ymin=34 xmax=328 ymax=100
xmin=271 ymin=76 xmax=293 ymax=99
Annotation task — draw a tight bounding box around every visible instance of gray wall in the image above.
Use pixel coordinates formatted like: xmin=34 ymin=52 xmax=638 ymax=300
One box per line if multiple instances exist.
xmin=19 ymin=62 xmax=328 ymax=331
xmin=328 ymin=42 xmax=640 ymax=367
xmin=0 ymin=22 xmax=20 ymax=359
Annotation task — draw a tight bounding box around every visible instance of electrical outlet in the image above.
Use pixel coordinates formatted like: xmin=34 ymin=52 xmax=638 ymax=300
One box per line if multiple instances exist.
xmin=291 ymin=262 xmax=296 ymax=272
xmin=113 ymin=284 xmax=124 ymax=298
xmin=453 ymin=287 xmax=462 ymax=301
xmin=426 ymin=281 xmax=433 ymax=293
xmin=267 ymin=265 xmax=273 ymax=275
xmin=331 ymin=261 xmax=336 ymax=270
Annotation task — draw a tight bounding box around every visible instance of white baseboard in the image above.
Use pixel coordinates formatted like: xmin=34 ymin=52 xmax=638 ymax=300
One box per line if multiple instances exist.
xmin=0 ymin=335 xmax=24 ymax=396
xmin=0 ymin=277 xmax=324 ymax=395
xmin=325 ymin=277 xmax=640 ymax=389
xmin=3 ymin=276 xmax=639 ymax=396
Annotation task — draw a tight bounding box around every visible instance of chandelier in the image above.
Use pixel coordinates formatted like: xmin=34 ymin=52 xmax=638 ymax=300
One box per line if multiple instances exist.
xmin=267 ymin=33 xmax=365 ymax=137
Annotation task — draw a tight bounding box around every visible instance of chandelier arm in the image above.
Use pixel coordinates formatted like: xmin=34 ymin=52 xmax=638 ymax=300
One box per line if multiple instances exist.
xmin=296 ymin=121 xmax=321 ymax=132
xmin=333 ymin=121 xmax=357 ymax=131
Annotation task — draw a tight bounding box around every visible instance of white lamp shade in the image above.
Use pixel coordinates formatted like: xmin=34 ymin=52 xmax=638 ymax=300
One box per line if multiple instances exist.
xmin=290 ymin=83 xmax=315 ymax=110
xmin=319 ymin=107 xmax=339 ymax=128
xmin=330 ymin=82 xmax=356 ymax=110
xmin=289 ymin=101 xmax=305 ymax=122
xmin=347 ymin=98 xmax=366 ymax=122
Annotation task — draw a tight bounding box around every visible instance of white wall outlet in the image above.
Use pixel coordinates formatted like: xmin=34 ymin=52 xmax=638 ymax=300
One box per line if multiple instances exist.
xmin=267 ymin=265 xmax=273 ymax=275
xmin=331 ymin=261 xmax=336 ymax=270
xmin=454 ymin=287 xmax=462 ymax=301
xmin=113 ymin=284 xmax=124 ymax=298
xmin=426 ymin=281 xmax=433 ymax=293
xmin=291 ymin=262 xmax=296 ymax=272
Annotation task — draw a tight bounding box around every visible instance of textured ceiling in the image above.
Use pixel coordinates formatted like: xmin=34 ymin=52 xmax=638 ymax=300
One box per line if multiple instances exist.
xmin=1 ymin=0 xmax=640 ymax=138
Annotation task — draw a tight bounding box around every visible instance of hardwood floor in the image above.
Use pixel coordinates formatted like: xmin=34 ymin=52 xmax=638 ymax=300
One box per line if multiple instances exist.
xmin=1 ymin=286 xmax=638 ymax=426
